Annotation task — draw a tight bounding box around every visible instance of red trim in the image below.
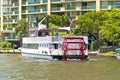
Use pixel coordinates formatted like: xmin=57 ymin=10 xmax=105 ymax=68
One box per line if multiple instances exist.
xmin=62 ymin=37 xmax=86 ymax=61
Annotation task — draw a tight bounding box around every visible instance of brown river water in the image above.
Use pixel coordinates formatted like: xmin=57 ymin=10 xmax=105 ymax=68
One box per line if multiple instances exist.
xmin=0 ymin=54 xmax=120 ymax=80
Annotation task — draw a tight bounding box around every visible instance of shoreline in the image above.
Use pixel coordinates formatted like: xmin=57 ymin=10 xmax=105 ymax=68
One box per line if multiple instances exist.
xmin=0 ymin=49 xmax=20 ymax=54
xmin=0 ymin=50 xmax=115 ymax=57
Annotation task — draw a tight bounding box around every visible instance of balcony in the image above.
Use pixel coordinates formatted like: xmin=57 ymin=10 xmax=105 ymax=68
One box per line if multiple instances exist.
xmin=3 ymin=27 xmax=13 ymax=30
xmin=4 ymin=4 xmax=13 ymax=7
xmin=4 ymin=3 xmax=19 ymax=7
xmin=4 ymin=20 xmax=12 ymax=23
xmin=101 ymin=5 xmax=108 ymax=9
xmin=13 ymin=19 xmax=18 ymax=23
xmin=65 ymin=7 xmax=75 ymax=10
xmin=82 ymin=6 xmax=96 ymax=10
xmin=13 ymin=11 xmax=19 ymax=14
xmin=116 ymin=5 xmax=120 ymax=8
xmin=65 ymin=0 xmax=75 ymax=2
xmin=5 ymin=33 xmax=17 ymax=40
xmin=51 ymin=7 xmax=60 ymax=11
xmin=42 ymin=8 xmax=47 ymax=12
xmin=6 ymin=36 xmax=16 ymax=40
xmin=3 ymin=19 xmax=18 ymax=23
xmin=28 ymin=1 xmax=40 ymax=4
xmin=14 ymin=3 xmax=19 ymax=6
xmin=28 ymin=9 xmax=40 ymax=13
xmin=51 ymin=0 xmax=60 ymax=2
xmin=3 ymin=27 xmax=14 ymax=33
xmin=43 ymin=0 xmax=47 ymax=3
xmin=22 ymin=2 xmax=26 ymax=5
xmin=22 ymin=10 xmax=26 ymax=13
xmin=4 ymin=12 xmax=13 ymax=15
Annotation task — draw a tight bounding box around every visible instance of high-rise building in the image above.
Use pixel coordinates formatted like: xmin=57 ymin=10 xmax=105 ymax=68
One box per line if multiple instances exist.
xmin=0 ymin=0 xmax=120 ymax=41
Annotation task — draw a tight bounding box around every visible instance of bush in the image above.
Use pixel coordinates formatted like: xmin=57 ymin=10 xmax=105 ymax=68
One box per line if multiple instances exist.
xmin=0 ymin=41 xmax=12 ymax=50
xmin=105 ymin=51 xmax=116 ymax=54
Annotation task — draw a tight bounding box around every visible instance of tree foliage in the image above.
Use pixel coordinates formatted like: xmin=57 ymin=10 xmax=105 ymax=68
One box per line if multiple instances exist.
xmin=75 ymin=9 xmax=120 ymax=46
xmin=38 ymin=14 xmax=70 ymax=27
xmin=76 ymin=11 xmax=108 ymax=35
xmin=15 ymin=19 xmax=29 ymax=37
xmin=99 ymin=9 xmax=120 ymax=45
xmin=0 ymin=41 xmax=12 ymax=50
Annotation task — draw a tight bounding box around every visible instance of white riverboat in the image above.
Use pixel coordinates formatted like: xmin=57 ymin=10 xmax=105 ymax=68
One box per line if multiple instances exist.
xmin=21 ymin=33 xmax=88 ymax=60
xmin=20 ymin=17 xmax=88 ymax=60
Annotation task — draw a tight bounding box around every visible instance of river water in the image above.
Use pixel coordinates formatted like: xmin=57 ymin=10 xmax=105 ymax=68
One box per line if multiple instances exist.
xmin=0 ymin=54 xmax=120 ymax=80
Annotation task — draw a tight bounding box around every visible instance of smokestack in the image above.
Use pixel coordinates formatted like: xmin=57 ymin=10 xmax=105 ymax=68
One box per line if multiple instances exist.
xmin=46 ymin=15 xmax=49 ymax=28
xmin=36 ymin=16 xmax=38 ymax=27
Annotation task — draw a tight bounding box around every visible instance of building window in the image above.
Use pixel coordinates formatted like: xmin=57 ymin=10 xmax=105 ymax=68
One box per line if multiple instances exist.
xmin=82 ymin=2 xmax=87 ymax=9
xmin=76 ymin=2 xmax=80 ymax=6
xmin=92 ymin=2 xmax=96 ymax=9
xmin=101 ymin=1 xmax=107 ymax=9
xmin=116 ymin=1 xmax=120 ymax=8
xmin=23 ymin=44 xmax=39 ymax=49
xmin=108 ymin=1 xmax=113 ymax=6
xmin=76 ymin=11 xmax=80 ymax=16
xmin=67 ymin=12 xmax=70 ymax=17
xmin=82 ymin=2 xmax=87 ymax=6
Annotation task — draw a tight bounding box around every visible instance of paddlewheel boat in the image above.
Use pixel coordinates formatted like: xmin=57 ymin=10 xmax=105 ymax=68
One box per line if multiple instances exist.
xmin=20 ymin=17 xmax=88 ymax=60
xmin=21 ymin=34 xmax=88 ymax=60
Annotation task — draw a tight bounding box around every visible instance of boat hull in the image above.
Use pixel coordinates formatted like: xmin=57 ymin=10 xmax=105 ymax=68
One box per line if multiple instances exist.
xmin=21 ymin=52 xmax=53 ymax=60
xmin=21 ymin=52 xmax=88 ymax=60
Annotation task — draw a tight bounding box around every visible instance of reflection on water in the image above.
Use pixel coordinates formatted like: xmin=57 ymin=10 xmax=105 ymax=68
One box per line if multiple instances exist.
xmin=0 ymin=54 xmax=50 ymax=80
xmin=0 ymin=54 xmax=120 ymax=80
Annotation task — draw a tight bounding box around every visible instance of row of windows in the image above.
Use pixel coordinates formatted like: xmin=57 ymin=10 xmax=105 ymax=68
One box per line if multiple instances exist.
xmin=23 ymin=44 xmax=39 ymax=49
xmin=23 ymin=43 xmax=59 ymax=49
xmin=23 ymin=43 xmax=50 ymax=49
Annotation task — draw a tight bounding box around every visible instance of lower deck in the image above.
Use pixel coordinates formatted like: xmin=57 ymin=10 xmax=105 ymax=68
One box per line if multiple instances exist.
xmin=21 ymin=52 xmax=88 ymax=61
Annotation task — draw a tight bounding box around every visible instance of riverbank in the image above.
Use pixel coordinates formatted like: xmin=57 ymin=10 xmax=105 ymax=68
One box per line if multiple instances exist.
xmin=88 ymin=50 xmax=115 ymax=57
xmin=0 ymin=49 xmax=20 ymax=54
xmin=0 ymin=50 xmax=116 ymax=57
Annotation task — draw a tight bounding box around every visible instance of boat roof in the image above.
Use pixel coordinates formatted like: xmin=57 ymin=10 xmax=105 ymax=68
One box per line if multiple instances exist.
xmin=39 ymin=28 xmax=69 ymax=32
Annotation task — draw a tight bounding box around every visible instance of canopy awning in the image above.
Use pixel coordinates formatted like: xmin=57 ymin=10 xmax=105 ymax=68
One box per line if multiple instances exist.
xmin=115 ymin=48 xmax=120 ymax=52
xmin=39 ymin=28 xmax=70 ymax=32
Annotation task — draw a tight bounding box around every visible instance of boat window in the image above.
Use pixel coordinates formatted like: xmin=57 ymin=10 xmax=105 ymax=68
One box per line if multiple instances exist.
xmin=39 ymin=44 xmax=49 ymax=48
xmin=58 ymin=44 xmax=62 ymax=48
xmin=51 ymin=44 xmax=58 ymax=49
xmin=39 ymin=44 xmax=41 ymax=47
xmin=42 ymin=44 xmax=43 ymax=47
xmin=43 ymin=44 xmax=44 ymax=47
xmin=23 ymin=44 xmax=39 ymax=49
xmin=47 ymin=44 xmax=49 ymax=47
xmin=45 ymin=44 xmax=46 ymax=47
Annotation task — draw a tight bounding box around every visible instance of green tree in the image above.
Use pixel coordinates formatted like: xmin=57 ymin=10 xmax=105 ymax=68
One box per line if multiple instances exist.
xmin=99 ymin=9 xmax=120 ymax=46
xmin=15 ymin=19 xmax=29 ymax=37
xmin=76 ymin=11 xmax=109 ymax=46
xmin=0 ymin=41 xmax=12 ymax=50
xmin=38 ymin=14 xmax=70 ymax=27
xmin=76 ymin=11 xmax=108 ymax=34
xmin=60 ymin=15 xmax=69 ymax=27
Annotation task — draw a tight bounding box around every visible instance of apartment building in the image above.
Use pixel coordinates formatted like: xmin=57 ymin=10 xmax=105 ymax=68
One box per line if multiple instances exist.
xmin=0 ymin=0 xmax=120 ymax=41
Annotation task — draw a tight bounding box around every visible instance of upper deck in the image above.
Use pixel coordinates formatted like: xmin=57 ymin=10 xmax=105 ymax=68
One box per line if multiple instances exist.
xmin=22 ymin=36 xmax=88 ymax=44
xmin=22 ymin=36 xmax=64 ymax=44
